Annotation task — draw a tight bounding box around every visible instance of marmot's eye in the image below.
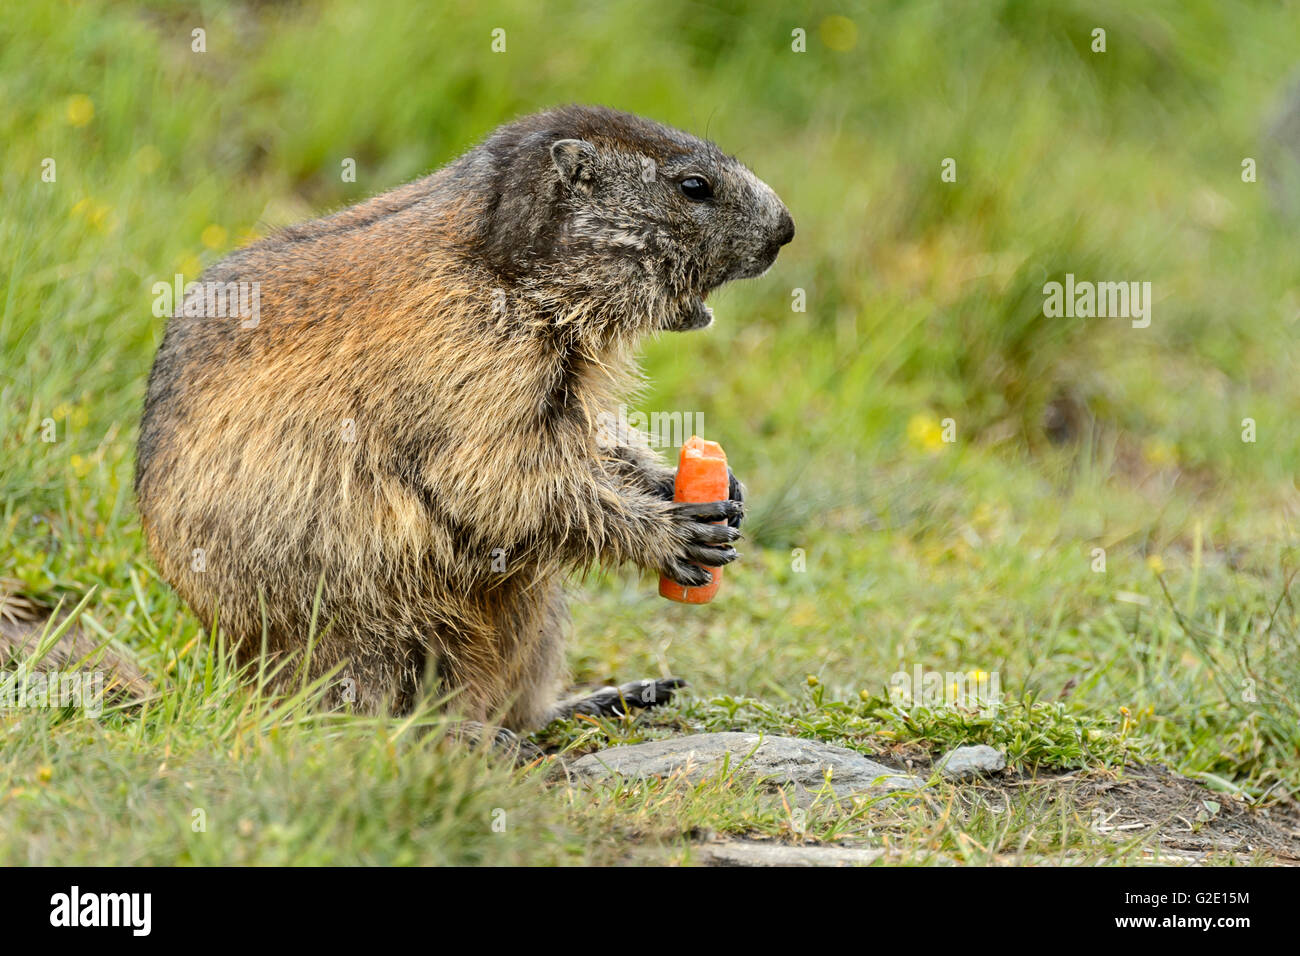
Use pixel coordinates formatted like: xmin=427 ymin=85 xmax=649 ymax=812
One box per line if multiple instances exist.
xmin=680 ymin=176 xmax=713 ymax=201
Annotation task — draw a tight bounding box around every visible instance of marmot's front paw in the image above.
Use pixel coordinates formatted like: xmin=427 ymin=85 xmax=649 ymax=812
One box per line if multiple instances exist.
xmin=660 ymin=500 xmax=741 ymax=588
xmin=654 ymin=466 xmax=747 ymax=530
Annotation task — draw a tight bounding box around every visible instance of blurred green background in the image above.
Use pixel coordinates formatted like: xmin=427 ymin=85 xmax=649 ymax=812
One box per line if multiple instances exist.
xmin=3 ymin=0 xmax=1300 ymax=831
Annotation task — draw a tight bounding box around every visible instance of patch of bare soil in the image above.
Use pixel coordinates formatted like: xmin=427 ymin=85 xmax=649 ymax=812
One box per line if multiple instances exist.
xmin=1021 ymin=765 xmax=1300 ymax=863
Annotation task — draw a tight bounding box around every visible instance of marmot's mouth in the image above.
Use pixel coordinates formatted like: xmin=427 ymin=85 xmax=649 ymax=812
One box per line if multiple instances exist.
xmin=664 ymin=296 xmax=714 ymax=332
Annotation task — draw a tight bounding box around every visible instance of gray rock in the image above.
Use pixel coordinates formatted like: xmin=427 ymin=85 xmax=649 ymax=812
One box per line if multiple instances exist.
xmin=568 ymin=732 xmax=917 ymax=800
xmin=694 ymin=841 xmax=885 ymax=867
xmin=937 ymin=744 xmax=1006 ymax=779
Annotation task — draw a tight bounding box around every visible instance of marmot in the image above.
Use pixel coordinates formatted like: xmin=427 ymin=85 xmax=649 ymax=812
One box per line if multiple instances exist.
xmin=136 ymin=105 xmax=794 ymax=729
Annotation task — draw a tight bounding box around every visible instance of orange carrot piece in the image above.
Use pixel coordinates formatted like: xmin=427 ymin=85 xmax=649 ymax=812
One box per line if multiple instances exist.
xmin=659 ymin=435 xmax=729 ymax=604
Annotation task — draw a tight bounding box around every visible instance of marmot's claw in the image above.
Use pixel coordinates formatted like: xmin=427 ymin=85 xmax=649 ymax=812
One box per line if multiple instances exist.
xmin=662 ymin=555 xmax=715 ymax=588
xmin=669 ymin=500 xmax=743 ymax=527
xmin=566 ymin=677 xmax=687 ymax=718
xmin=683 ymin=543 xmax=739 ymax=566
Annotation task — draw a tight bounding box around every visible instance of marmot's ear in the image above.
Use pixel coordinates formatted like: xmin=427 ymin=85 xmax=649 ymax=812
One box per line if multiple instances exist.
xmin=551 ymin=138 xmax=597 ymax=195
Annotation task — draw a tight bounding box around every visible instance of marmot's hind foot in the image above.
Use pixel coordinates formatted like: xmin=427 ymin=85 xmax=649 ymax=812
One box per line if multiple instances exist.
xmin=550 ymin=677 xmax=686 ymax=721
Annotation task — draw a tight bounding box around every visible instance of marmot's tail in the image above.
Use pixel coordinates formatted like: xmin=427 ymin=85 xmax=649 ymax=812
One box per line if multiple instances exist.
xmin=0 ymin=587 xmax=153 ymax=704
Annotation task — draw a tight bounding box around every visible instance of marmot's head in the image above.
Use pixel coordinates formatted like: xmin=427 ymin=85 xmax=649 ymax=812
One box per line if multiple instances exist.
xmin=473 ymin=105 xmax=794 ymax=334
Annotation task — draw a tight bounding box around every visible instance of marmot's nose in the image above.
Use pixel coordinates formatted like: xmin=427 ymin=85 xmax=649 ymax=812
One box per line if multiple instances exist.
xmin=774 ymin=210 xmax=795 ymax=247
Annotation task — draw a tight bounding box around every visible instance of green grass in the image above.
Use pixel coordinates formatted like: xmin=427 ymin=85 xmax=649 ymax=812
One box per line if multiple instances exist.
xmin=3 ymin=0 xmax=1299 ymax=864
